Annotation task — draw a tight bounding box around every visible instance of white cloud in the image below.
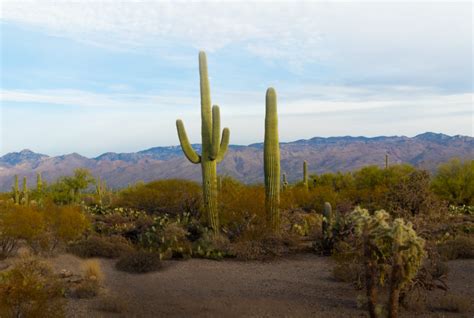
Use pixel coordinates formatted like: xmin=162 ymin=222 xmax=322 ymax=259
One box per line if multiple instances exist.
xmin=0 ymin=89 xmax=196 ymax=110
xmin=1 ymin=0 xmax=471 ymax=77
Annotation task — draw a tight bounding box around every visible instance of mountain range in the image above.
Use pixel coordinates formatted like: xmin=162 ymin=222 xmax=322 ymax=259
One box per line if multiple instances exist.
xmin=0 ymin=132 xmax=472 ymax=191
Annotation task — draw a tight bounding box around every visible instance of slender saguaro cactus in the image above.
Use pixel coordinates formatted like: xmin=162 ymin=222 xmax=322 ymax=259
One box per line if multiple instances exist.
xmin=36 ymin=172 xmax=43 ymax=192
xmin=282 ymin=173 xmax=289 ymax=191
xmin=176 ymin=51 xmax=230 ymax=233
xmin=385 ymin=154 xmax=389 ymax=169
xmin=264 ymin=87 xmax=280 ymax=232
xmin=96 ymin=176 xmax=105 ymax=206
xmin=22 ymin=177 xmax=28 ymax=206
xmin=303 ymin=160 xmax=308 ymax=189
xmin=12 ymin=175 xmax=20 ymax=205
xmin=36 ymin=172 xmax=43 ymax=205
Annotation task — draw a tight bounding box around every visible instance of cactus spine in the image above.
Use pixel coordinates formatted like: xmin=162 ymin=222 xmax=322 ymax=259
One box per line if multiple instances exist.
xmin=264 ymin=87 xmax=280 ymax=232
xmin=303 ymin=160 xmax=308 ymax=189
xmin=12 ymin=175 xmax=20 ymax=205
xmin=176 ymin=51 xmax=230 ymax=233
xmin=323 ymin=202 xmax=332 ymax=252
xmin=22 ymin=177 xmax=28 ymax=206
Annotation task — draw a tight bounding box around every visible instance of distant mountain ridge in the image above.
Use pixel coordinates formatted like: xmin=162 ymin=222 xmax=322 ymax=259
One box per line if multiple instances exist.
xmin=0 ymin=132 xmax=472 ymax=191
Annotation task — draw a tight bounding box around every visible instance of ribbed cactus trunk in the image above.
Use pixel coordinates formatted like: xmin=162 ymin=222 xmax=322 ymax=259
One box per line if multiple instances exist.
xmin=12 ymin=175 xmax=20 ymax=205
xmin=303 ymin=161 xmax=308 ymax=189
xmin=264 ymin=88 xmax=280 ymax=233
xmin=385 ymin=154 xmax=389 ymax=169
xmin=176 ymin=51 xmax=230 ymax=233
xmin=22 ymin=177 xmax=28 ymax=206
xmin=36 ymin=172 xmax=42 ymax=192
xmin=36 ymin=172 xmax=43 ymax=206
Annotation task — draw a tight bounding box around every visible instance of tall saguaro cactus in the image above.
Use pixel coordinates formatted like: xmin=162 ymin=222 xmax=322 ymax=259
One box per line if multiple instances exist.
xmin=176 ymin=51 xmax=230 ymax=233
xmin=303 ymin=161 xmax=308 ymax=189
xmin=12 ymin=175 xmax=20 ymax=205
xmin=264 ymin=87 xmax=280 ymax=232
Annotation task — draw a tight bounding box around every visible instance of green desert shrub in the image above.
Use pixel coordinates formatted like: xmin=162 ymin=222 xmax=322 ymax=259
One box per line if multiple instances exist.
xmin=431 ymin=159 xmax=474 ymax=206
xmin=67 ymin=235 xmax=133 ymax=259
xmin=115 ymin=250 xmax=162 ymax=273
xmin=193 ymin=230 xmax=231 ymax=260
xmin=385 ymin=170 xmax=447 ymax=218
xmin=116 ymin=179 xmax=202 ymax=216
xmin=218 ymin=179 xmax=268 ymax=241
xmin=134 ymin=212 xmax=193 ymax=259
xmin=0 ymin=258 xmax=65 ymax=318
xmin=0 ymin=203 xmax=90 ymax=257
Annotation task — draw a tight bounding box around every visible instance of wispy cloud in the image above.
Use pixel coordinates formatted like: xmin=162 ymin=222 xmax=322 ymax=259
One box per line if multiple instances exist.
xmin=0 ymin=89 xmax=196 ymax=110
xmin=2 ymin=1 xmax=471 ymax=79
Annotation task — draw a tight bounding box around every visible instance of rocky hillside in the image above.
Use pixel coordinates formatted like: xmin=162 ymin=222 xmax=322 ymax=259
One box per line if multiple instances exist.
xmin=0 ymin=132 xmax=472 ymax=191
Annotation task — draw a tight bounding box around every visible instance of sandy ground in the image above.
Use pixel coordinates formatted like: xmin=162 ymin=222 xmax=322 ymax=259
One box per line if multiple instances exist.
xmin=38 ymin=254 xmax=471 ymax=318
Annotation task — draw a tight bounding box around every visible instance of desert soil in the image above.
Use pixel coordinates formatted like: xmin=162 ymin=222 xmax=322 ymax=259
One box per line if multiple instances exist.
xmin=4 ymin=254 xmax=474 ymax=317
xmin=2 ymin=254 xmax=474 ymax=318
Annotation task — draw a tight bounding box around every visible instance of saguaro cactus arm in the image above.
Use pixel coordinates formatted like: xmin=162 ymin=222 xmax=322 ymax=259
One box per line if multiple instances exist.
xmin=216 ymin=127 xmax=230 ymax=162
xmin=210 ymin=105 xmax=221 ymax=160
xmin=176 ymin=120 xmax=201 ymax=164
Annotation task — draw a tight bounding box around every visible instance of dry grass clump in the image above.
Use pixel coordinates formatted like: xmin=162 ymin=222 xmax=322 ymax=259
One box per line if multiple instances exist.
xmin=82 ymin=259 xmax=104 ymax=282
xmin=437 ymin=294 xmax=471 ymax=313
xmin=437 ymin=236 xmax=474 ymax=260
xmin=67 ymin=235 xmax=133 ymax=259
xmin=68 ymin=260 xmax=103 ymax=299
xmin=0 ymin=257 xmax=65 ymax=317
xmin=115 ymin=250 xmax=162 ymax=273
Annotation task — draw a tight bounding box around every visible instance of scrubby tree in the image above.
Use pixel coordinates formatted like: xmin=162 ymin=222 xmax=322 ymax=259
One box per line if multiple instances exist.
xmin=431 ymin=159 xmax=474 ymax=205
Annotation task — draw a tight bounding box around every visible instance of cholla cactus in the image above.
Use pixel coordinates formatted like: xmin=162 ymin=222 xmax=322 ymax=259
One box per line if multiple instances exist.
xmin=176 ymin=51 xmax=230 ymax=233
xmin=350 ymin=207 xmax=425 ymax=318
xmin=322 ymin=202 xmax=332 ymax=251
xmin=12 ymin=175 xmax=20 ymax=205
xmin=264 ymin=87 xmax=280 ymax=232
xmin=388 ymin=219 xmax=425 ymax=318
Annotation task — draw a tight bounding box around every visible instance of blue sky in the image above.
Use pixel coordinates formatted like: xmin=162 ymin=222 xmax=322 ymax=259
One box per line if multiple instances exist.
xmin=0 ymin=1 xmax=472 ymax=157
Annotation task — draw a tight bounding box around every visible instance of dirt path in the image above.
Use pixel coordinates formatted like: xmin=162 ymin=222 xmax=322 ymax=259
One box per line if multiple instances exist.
xmin=46 ymin=254 xmax=473 ymax=317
